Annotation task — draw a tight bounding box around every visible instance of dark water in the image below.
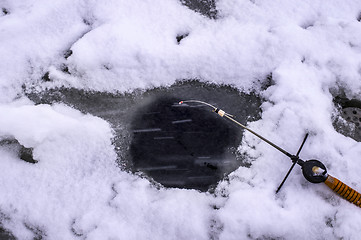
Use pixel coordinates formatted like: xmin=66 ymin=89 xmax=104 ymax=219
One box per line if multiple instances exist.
xmin=130 ymin=96 xmax=240 ymax=191
xmin=27 ymin=80 xmax=262 ymax=191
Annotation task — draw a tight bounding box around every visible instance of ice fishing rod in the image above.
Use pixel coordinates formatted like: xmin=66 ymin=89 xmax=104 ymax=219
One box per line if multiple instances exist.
xmin=179 ymin=100 xmax=361 ymax=208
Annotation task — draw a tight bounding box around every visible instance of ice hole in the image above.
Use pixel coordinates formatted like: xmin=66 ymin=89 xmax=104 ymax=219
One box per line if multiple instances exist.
xmin=129 ymin=82 xmax=262 ymax=191
xmin=130 ymin=96 xmax=241 ymax=191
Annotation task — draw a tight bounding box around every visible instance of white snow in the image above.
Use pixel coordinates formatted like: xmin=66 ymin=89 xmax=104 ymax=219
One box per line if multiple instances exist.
xmin=1 ymin=0 xmax=361 ymax=239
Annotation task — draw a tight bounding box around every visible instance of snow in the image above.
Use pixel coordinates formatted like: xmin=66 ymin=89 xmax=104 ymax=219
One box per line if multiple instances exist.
xmin=1 ymin=0 xmax=361 ymax=239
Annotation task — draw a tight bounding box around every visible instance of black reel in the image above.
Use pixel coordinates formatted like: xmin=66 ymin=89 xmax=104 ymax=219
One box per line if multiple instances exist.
xmin=276 ymin=134 xmax=329 ymax=193
xmin=301 ymin=160 xmax=328 ymax=183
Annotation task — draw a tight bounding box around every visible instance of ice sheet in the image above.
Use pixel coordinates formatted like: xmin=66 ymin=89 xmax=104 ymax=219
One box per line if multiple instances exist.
xmin=1 ymin=0 xmax=361 ymax=239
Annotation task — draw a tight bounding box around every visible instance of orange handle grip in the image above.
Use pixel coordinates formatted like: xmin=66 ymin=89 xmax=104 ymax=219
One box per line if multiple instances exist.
xmin=324 ymin=175 xmax=361 ymax=208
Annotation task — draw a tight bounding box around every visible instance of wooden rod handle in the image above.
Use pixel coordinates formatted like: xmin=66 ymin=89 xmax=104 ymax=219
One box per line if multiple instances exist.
xmin=324 ymin=175 xmax=361 ymax=208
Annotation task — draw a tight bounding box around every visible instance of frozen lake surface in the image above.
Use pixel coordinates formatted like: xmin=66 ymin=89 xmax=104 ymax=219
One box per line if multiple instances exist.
xmin=1 ymin=0 xmax=361 ymax=239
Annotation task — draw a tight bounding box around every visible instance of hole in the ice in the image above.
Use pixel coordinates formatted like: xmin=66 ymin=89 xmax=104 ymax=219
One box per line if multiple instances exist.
xmin=357 ymin=12 xmax=361 ymax=22
xmin=130 ymin=96 xmax=242 ymax=191
xmin=26 ymin=80 xmax=262 ymax=191
xmin=129 ymin=82 xmax=261 ymax=191
xmin=176 ymin=33 xmax=189 ymax=44
xmin=353 ymin=110 xmax=357 ymax=114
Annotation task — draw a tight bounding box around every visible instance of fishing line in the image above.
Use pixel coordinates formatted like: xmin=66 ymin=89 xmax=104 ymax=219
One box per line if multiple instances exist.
xmin=179 ymin=100 xmax=361 ymax=208
xmin=180 ymin=100 xmax=293 ymax=158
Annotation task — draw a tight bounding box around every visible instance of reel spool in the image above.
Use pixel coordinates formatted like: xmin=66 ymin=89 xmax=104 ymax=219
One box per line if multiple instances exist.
xmin=301 ymin=159 xmax=328 ymax=184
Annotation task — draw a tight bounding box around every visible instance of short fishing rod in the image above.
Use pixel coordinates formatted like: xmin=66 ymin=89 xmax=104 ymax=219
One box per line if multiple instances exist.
xmin=179 ymin=100 xmax=361 ymax=208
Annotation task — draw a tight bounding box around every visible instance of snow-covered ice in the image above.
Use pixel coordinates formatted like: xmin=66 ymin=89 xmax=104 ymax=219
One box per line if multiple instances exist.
xmin=1 ymin=0 xmax=361 ymax=239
